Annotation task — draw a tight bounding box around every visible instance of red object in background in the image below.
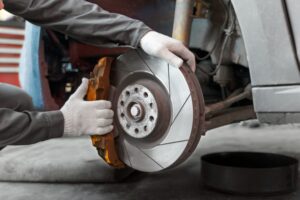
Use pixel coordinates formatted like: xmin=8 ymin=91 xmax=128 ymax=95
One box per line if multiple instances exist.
xmin=0 ymin=73 xmax=19 ymax=86
xmin=0 ymin=25 xmax=25 ymax=87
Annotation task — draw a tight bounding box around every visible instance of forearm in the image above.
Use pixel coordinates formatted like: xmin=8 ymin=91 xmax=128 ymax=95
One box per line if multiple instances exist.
xmin=3 ymin=0 xmax=152 ymax=47
xmin=0 ymin=108 xmax=64 ymax=148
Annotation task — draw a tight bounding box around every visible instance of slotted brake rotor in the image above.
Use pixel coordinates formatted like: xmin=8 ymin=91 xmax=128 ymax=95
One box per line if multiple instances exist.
xmin=110 ymin=50 xmax=205 ymax=172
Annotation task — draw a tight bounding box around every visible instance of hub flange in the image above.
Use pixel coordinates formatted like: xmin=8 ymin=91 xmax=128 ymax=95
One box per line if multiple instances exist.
xmin=117 ymin=84 xmax=158 ymax=139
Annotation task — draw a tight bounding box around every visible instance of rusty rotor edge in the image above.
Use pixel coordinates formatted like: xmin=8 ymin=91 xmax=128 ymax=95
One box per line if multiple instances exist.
xmin=169 ymin=64 xmax=206 ymax=169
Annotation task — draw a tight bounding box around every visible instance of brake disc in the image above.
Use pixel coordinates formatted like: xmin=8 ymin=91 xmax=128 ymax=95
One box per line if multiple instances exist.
xmin=110 ymin=50 xmax=206 ymax=172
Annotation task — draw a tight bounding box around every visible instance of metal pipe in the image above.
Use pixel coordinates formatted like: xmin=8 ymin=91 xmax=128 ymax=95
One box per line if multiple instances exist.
xmin=172 ymin=0 xmax=194 ymax=45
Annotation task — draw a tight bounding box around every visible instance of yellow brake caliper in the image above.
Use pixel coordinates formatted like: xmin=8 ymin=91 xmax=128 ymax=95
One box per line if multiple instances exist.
xmin=86 ymin=57 xmax=125 ymax=169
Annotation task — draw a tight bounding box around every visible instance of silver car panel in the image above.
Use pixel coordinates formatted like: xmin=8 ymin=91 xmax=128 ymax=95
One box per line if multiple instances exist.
xmin=232 ymin=0 xmax=300 ymax=86
xmin=286 ymin=0 xmax=300 ymax=61
xmin=253 ymin=86 xmax=300 ymax=112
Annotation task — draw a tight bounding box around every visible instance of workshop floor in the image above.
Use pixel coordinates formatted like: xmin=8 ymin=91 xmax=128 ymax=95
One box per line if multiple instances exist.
xmin=1 ymin=121 xmax=300 ymax=200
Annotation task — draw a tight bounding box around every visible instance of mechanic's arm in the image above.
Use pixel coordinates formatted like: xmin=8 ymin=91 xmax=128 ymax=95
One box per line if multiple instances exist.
xmin=0 ymin=109 xmax=64 ymax=148
xmin=4 ymin=0 xmax=149 ymax=48
xmin=3 ymin=0 xmax=195 ymax=70
xmin=0 ymin=79 xmax=113 ymax=149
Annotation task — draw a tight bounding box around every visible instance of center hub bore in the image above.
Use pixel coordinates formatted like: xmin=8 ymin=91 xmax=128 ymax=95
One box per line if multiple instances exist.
xmin=117 ymin=84 xmax=158 ymax=139
xmin=129 ymin=103 xmax=143 ymax=120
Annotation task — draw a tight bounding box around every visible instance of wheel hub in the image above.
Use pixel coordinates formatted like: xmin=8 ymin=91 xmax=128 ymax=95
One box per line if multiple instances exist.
xmin=117 ymin=84 xmax=158 ymax=139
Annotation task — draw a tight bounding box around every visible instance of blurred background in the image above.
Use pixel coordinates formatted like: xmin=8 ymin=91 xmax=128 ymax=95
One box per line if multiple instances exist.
xmin=0 ymin=10 xmax=24 ymax=87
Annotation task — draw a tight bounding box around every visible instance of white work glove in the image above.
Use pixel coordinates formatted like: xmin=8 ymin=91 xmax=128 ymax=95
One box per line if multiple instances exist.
xmin=140 ymin=31 xmax=196 ymax=72
xmin=61 ymin=78 xmax=114 ymax=137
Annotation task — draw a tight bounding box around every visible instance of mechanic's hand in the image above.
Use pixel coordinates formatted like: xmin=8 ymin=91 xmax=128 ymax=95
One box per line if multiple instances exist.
xmin=140 ymin=31 xmax=196 ymax=72
xmin=61 ymin=78 xmax=114 ymax=137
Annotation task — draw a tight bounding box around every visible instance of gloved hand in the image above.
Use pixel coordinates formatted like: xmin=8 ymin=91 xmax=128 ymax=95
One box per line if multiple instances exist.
xmin=140 ymin=31 xmax=196 ymax=71
xmin=61 ymin=78 xmax=114 ymax=137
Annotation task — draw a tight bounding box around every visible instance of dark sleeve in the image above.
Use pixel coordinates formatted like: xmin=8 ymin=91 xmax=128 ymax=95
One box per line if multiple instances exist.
xmin=0 ymin=109 xmax=64 ymax=148
xmin=3 ymin=0 xmax=152 ymax=48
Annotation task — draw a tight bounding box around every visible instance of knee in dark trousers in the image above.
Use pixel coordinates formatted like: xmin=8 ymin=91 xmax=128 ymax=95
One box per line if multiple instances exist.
xmin=0 ymin=83 xmax=34 ymax=111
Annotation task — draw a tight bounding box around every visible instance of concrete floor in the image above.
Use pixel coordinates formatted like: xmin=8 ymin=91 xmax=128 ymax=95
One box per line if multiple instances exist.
xmin=1 ymin=121 xmax=300 ymax=200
